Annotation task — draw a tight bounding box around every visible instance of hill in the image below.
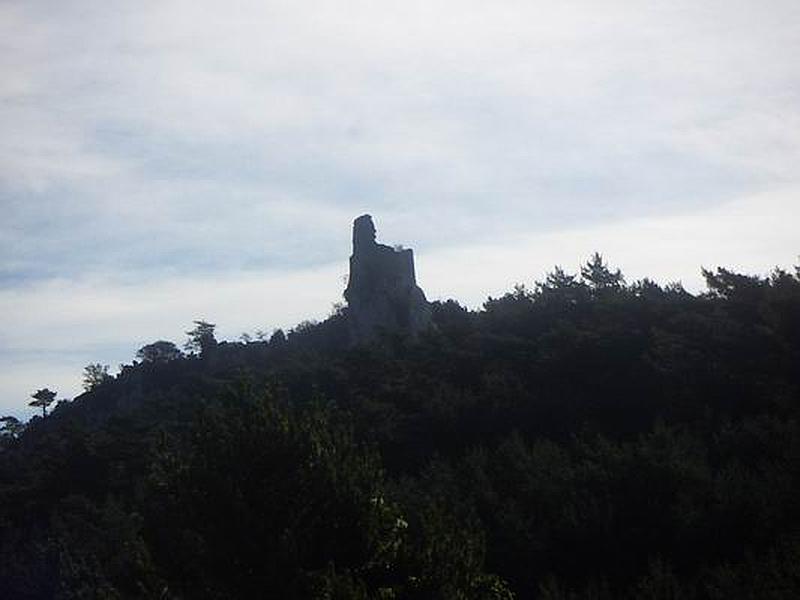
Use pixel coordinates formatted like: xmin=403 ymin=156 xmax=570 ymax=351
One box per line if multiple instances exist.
xmin=1 ymin=257 xmax=799 ymax=599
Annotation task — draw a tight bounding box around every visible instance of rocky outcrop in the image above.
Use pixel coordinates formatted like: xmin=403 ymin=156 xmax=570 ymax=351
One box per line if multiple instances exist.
xmin=344 ymin=215 xmax=431 ymax=343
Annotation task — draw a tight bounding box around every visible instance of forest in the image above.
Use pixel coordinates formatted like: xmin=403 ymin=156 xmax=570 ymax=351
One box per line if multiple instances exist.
xmin=1 ymin=255 xmax=799 ymax=599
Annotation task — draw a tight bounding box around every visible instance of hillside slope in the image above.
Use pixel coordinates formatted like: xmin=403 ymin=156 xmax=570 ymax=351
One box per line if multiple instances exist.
xmin=1 ymin=259 xmax=799 ymax=599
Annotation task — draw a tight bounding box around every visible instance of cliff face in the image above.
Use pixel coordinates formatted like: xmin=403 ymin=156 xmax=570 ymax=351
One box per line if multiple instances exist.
xmin=344 ymin=215 xmax=431 ymax=343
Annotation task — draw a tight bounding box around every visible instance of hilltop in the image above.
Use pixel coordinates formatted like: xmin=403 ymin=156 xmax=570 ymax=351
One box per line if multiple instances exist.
xmin=1 ymin=235 xmax=799 ymax=598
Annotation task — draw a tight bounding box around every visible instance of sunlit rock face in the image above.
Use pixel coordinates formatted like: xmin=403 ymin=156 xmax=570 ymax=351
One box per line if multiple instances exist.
xmin=344 ymin=214 xmax=431 ymax=343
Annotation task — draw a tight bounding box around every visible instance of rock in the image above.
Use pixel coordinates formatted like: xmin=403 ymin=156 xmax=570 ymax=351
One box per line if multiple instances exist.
xmin=344 ymin=215 xmax=431 ymax=343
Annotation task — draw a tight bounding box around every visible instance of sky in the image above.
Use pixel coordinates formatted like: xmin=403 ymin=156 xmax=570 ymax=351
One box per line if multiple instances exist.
xmin=1 ymin=0 xmax=799 ymax=418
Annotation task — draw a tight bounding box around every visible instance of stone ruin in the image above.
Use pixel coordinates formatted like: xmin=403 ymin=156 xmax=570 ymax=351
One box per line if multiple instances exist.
xmin=344 ymin=214 xmax=431 ymax=343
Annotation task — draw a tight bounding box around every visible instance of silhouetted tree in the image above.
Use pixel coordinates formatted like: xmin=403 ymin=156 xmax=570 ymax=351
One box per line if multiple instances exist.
xmin=293 ymin=320 xmax=317 ymax=333
xmin=185 ymin=320 xmax=217 ymax=355
xmin=702 ymin=266 xmax=766 ymax=301
xmin=534 ymin=266 xmax=590 ymax=307
xmin=82 ymin=363 xmax=111 ymax=392
xmin=0 ymin=258 xmax=798 ymax=598
xmin=269 ymin=328 xmax=287 ymax=346
xmin=0 ymin=415 xmax=25 ymax=439
xmin=29 ymin=388 xmax=56 ymax=418
xmin=136 ymin=341 xmax=183 ymax=364
xmin=581 ymin=252 xmax=624 ymax=292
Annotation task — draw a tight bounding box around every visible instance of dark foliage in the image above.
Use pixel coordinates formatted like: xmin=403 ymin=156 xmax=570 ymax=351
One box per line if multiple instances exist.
xmin=185 ymin=320 xmax=217 ymax=356
xmin=82 ymin=364 xmax=111 ymax=392
xmin=136 ymin=341 xmax=183 ymax=364
xmin=1 ymin=259 xmax=799 ymax=598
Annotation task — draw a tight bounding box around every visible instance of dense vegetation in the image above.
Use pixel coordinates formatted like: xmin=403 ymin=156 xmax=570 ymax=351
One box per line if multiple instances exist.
xmin=2 ymin=256 xmax=799 ymax=599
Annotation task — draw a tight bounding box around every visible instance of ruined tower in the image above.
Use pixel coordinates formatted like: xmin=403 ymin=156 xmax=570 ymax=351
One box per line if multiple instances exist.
xmin=344 ymin=215 xmax=431 ymax=343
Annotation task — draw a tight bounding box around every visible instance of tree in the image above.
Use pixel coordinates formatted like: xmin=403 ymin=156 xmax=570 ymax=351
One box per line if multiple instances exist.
xmin=702 ymin=267 xmax=766 ymax=302
xmin=291 ymin=320 xmax=317 ymax=336
xmin=330 ymin=302 xmax=346 ymax=318
xmin=534 ymin=266 xmax=589 ymax=307
xmin=82 ymin=363 xmax=111 ymax=391
xmin=269 ymin=328 xmax=287 ymax=346
xmin=136 ymin=341 xmax=183 ymax=364
xmin=29 ymin=388 xmax=57 ymax=418
xmin=185 ymin=320 xmax=217 ymax=355
xmin=0 ymin=416 xmax=25 ymax=439
xmin=581 ymin=252 xmax=624 ymax=292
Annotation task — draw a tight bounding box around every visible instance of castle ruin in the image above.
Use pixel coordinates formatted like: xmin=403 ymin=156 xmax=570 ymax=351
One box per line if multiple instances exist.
xmin=344 ymin=215 xmax=431 ymax=343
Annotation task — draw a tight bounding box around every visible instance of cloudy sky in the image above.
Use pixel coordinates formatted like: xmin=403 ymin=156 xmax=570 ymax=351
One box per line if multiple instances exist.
xmin=1 ymin=0 xmax=799 ymax=417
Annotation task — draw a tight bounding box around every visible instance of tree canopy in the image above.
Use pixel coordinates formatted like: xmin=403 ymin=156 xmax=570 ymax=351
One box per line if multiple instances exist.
xmin=1 ymin=259 xmax=799 ymax=598
xmin=136 ymin=340 xmax=183 ymax=364
xmin=28 ymin=387 xmax=57 ymax=418
xmin=185 ymin=320 xmax=217 ymax=355
xmin=82 ymin=363 xmax=111 ymax=392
